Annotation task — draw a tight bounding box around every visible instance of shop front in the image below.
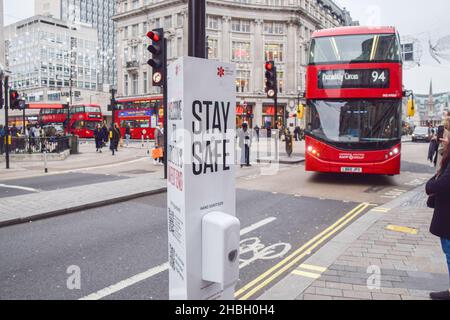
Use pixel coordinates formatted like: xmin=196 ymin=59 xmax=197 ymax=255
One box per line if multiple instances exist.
xmin=262 ymin=104 xmax=286 ymax=129
xmin=236 ymin=103 xmax=254 ymax=128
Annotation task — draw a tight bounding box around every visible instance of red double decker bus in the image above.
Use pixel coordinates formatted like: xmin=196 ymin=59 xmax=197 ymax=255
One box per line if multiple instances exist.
xmin=305 ymin=26 xmax=403 ymax=175
xmin=114 ymin=96 xmax=163 ymax=139
xmin=38 ymin=104 xmax=103 ymax=138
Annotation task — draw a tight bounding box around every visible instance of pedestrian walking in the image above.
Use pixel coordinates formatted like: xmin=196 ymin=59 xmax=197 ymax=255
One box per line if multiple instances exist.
xmin=125 ymin=123 xmax=131 ymax=147
xmin=0 ymin=125 xmax=5 ymax=155
xmin=101 ymin=122 xmax=109 ymax=148
xmin=114 ymin=123 xmax=122 ymax=152
xmin=154 ymin=122 xmax=165 ymax=164
xmin=238 ymin=122 xmax=252 ymax=168
xmin=428 ymin=128 xmax=438 ymax=166
xmin=426 ymin=139 xmax=450 ymax=300
xmin=285 ymin=128 xmax=293 ymax=157
xmin=94 ymin=124 xmax=104 ymax=153
xmin=109 ymin=124 xmax=120 ymax=156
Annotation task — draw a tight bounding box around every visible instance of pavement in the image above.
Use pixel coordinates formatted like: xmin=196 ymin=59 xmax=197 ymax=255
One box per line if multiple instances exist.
xmin=259 ymin=185 xmax=449 ymax=300
xmin=2 ymin=136 xmax=443 ymax=301
xmin=0 ymin=172 xmax=166 ymax=227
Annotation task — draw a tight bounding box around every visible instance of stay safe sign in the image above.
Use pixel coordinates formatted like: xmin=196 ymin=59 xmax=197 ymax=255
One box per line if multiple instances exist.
xmin=167 ymin=57 xmax=236 ymax=300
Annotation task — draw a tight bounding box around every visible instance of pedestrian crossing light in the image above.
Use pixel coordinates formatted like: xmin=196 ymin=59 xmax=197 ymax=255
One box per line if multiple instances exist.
xmin=147 ymin=28 xmax=166 ymax=87
xmin=265 ymin=61 xmax=277 ymax=99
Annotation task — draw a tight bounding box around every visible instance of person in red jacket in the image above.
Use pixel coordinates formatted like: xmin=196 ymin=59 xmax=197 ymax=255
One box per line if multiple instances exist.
xmin=426 ymin=137 xmax=450 ymax=300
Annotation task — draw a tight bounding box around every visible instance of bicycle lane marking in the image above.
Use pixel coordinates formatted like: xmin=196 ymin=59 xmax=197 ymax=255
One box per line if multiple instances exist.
xmin=78 ymin=216 xmax=278 ymax=300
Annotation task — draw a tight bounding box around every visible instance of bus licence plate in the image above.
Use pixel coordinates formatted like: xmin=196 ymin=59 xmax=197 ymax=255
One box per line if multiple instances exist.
xmin=341 ymin=167 xmax=363 ymax=173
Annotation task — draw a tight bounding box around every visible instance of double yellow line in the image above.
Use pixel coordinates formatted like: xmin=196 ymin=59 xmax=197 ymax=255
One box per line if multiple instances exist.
xmin=235 ymin=202 xmax=372 ymax=300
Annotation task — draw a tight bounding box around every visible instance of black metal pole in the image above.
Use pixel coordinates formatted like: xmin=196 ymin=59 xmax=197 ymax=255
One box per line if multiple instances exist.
xmin=23 ymin=108 xmax=26 ymax=135
xmin=188 ymin=0 xmax=206 ymax=58
xmin=4 ymin=76 xmax=10 ymax=169
xmin=274 ymin=95 xmax=278 ymax=130
xmin=111 ymin=88 xmax=116 ymax=127
xmin=163 ymin=39 xmax=168 ymax=180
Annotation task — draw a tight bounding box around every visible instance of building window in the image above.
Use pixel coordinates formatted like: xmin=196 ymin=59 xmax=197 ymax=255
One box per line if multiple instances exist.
xmin=207 ymin=38 xmax=219 ymax=59
xmin=207 ymin=16 xmax=219 ymax=30
xmin=264 ymin=43 xmax=284 ymax=62
xmin=164 ymin=15 xmax=172 ymax=29
xmin=132 ymin=74 xmax=139 ymax=95
xmin=132 ymin=0 xmax=139 ymax=9
xmin=124 ymin=74 xmax=129 ymax=96
xmin=132 ymin=24 xmax=139 ymax=37
xmin=232 ymin=41 xmax=251 ymax=61
xmin=236 ymin=70 xmax=250 ymax=93
xmin=177 ymin=37 xmax=183 ymax=57
xmin=264 ymin=22 xmax=285 ymax=35
xmin=277 ymin=70 xmax=284 ymax=93
xmin=265 ymin=0 xmax=282 ymax=5
xmin=143 ymin=72 xmax=148 ymax=94
xmin=177 ymin=13 xmax=184 ymax=28
xmin=231 ymin=19 xmax=250 ymax=33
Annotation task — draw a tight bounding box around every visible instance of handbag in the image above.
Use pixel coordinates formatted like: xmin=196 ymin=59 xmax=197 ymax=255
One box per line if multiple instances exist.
xmin=151 ymin=147 xmax=163 ymax=159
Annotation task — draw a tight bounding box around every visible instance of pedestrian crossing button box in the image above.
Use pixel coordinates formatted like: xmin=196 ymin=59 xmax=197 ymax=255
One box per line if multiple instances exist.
xmin=202 ymin=211 xmax=240 ymax=287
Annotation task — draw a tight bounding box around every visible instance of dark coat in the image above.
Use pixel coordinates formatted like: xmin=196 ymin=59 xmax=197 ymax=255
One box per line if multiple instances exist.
xmin=101 ymin=126 xmax=109 ymax=142
xmin=426 ymin=163 xmax=450 ymax=239
xmin=109 ymin=128 xmax=120 ymax=149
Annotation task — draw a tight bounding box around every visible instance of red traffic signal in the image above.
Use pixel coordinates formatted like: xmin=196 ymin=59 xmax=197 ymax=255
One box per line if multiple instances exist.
xmin=10 ymin=90 xmax=19 ymax=100
xmin=265 ymin=61 xmax=274 ymax=71
xmin=265 ymin=61 xmax=277 ymax=98
xmin=147 ymin=28 xmax=165 ymax=87
xmin=147 ymin=31 xmax=161 ymax=42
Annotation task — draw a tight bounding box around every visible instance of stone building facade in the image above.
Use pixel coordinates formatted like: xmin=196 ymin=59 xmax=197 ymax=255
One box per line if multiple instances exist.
xmin=113 ymin=0 xmax=353 ymax=129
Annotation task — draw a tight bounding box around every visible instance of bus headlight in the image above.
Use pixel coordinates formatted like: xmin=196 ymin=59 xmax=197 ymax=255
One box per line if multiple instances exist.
xmin=393 ymin=148 xmax=399 ymax=155
xmin=307 ymin=146 xmax=313 ymax=152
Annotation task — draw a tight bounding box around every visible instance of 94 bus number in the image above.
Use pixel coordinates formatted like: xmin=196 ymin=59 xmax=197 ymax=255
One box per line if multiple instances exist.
xmin=372 ymin=71 xmax=386 ymax=83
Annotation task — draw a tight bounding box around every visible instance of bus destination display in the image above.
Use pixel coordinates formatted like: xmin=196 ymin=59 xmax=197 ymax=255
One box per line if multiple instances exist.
xmin=318 ymin=69 xmax=390 ymax=89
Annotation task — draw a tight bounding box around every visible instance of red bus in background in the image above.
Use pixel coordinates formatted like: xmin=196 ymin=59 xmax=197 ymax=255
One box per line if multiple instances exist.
xmin=305 ymin=26 xmax=403 ymax=175
xmin=114 ymin=96 xmax=163 ymax=140
xmin=38 ymin=104 xmax=103 ymax=138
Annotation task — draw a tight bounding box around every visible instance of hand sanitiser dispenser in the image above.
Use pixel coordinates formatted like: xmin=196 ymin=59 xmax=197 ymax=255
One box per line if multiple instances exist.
xmin=202 ymin=211 xmax=240 ymax=300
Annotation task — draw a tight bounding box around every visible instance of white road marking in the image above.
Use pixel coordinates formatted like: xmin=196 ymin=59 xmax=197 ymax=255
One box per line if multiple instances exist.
xmin=240 ymin=217 xmax=276 ymax=236
xmin=0 ymin=184 xmax=40 ymax=193
xmin=79 ymin=216 xmax=277 ymax=300
xmin=79 ymin=262 xmax=169 ymax=301
xmin=58 ymin=158 xmax=147 ymax=174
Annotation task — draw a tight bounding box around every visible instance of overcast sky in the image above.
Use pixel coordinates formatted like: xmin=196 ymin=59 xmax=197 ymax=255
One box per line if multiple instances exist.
xmin=3 ymin=0 xmax=450 ymax=94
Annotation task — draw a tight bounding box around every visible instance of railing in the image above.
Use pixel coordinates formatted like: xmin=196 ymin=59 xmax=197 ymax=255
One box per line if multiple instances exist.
xmin=1 ymin=136 xmax=70 ymax=155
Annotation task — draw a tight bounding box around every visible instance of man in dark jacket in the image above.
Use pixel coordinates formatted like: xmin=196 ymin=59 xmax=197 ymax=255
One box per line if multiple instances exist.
xmin=101 ymin=122 xmax=109 ymax=147
xmin=426 ymin=139 xmax=450 ymax=300
xmin=109 ymin=124 xmax=121 ymax=156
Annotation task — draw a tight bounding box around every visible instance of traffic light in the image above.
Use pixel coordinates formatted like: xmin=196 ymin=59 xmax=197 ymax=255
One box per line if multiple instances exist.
xmin=9 ymin=90 xmax=24 ymax=110
xmin=297 ymin=104 xmax=305 ymax=119
xmin=407 ymin=98 xmax=415 ymax=117
xmin=265 ymin=61 xmax=277 ymax=98
xmin=147 ymin=28 xmax=166 ymax=87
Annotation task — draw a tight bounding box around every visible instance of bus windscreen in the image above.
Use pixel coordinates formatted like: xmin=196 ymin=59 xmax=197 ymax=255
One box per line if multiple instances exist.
xmin=309 ymin=34 xmax=401 ymax=64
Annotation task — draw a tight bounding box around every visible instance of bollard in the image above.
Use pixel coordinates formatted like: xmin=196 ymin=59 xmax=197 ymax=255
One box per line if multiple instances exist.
xmin=146 ymin=136 xmax=150 ymax=155
xmin=44 ymin=150 xmax=48 ymax=173
xmin=141 ymin=134 xmax=144 ymax=148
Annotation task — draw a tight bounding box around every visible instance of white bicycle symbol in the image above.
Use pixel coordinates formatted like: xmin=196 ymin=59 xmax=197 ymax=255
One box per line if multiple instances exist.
xmin=239 ymin=237 xmax=291 ymax=269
